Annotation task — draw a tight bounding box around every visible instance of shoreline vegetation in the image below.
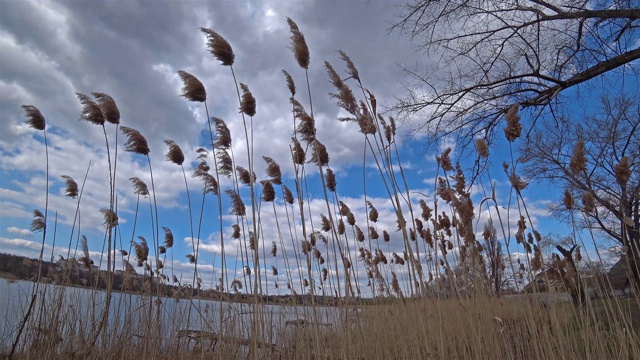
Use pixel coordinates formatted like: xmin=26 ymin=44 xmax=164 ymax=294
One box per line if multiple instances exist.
xmin=3 ymin=7 xmax=639 ymax=360
xmin=0 ymin=253 xmax=356 ymax=306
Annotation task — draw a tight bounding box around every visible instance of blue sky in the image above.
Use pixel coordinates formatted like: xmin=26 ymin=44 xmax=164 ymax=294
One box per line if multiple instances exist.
xmin=1 ymin=0 xmax=635 ymax=296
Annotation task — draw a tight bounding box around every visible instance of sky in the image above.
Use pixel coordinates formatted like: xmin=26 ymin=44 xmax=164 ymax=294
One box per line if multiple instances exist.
xmin=0 ymin=0 xmax=627 ymax=297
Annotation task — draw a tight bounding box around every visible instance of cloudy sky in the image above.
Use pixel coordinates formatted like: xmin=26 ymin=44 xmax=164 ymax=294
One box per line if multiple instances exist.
xmin=0 ymin=0 xmax=599 ymax=296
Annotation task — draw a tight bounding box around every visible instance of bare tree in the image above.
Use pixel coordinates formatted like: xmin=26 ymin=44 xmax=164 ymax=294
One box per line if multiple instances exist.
xmin=520 ymin=95 xmax=639 ymax=288
xmin=391 ymin=0 xmax=640 ymax=148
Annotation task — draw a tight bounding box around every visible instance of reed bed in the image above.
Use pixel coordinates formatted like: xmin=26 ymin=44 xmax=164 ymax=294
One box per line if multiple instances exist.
xmin=3 ymin=15 xmax=639 ymax=360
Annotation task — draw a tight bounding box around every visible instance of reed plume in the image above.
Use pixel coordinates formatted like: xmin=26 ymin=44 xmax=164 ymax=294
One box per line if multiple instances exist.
xmin=100 ymin=209 xmax=118 ymax=229
xmin=325 ymin=61 xmax=358 ymax=116
xmin=22 ymin=105 xmax=46 ymax=130
xmin=162 ymin=227 xmax=174 ymax=248
xmin=61 ymin=175 xmax=79 ymax=199
xmin=263 ymin=156 xmax=282 ymax=184
xmin=325 ymin=168 xmax=337 ymax=192
xmin=30 ymin=209 xmax=46 ymax=232
xmin=236 ymin=165 xmax=255 ymax=185
xmin=261 ymin=180 xmax=276 ymax=202
xmin=78 ymin=235 xmax=92 ymax=269
xmin=291 ymin=138 xmax=306 ymax=165
xmin=282 ymin=69 xmax=296 ymax=96
xmin=213 ymin=117 xmax=232 ymax=149
xmin=283 ymin=185 xmax=294 ymax=204
xmin=129 ymin=177 xmax=149 ymax=196
xmin=177 ymin=70 xmax=207 ymax=102
xmin=133 ymin=237 xmax=149 ymax=266
xmin=76 ymin=93 xmax=105 ymax=125
xmin=614 ymin=156 xmax=631 ymax=187
xmin=368 ymin=201 xmax=378 ymax=222
xmin=232 ymin=224 xmax=241 ymax=239
xmin=200 ymin=28 xmax=235 ymax=66
xmin=504 ymin=103 xmax=522 ymax=142
xmin=309 ymin=140 xmax=329 ymax=166
xmin=92 ymin=92 xmax=120 ymax=124
xmin=226 ymin=189 xmax=246 ymax=217
xmin=475 ymin=138 xmax=489 ymax=158
xmin=287 ymin=17 xmax=310 ymax=69
xmin=120 ymin=126 xmax=150 ymax=155
xmin=338 ymin=50 xmax=360 ymax=82
xmin=164 ymin=140 xmax=185 ymax=165
xmin=239 ymin=83 xmax=256 ymax=117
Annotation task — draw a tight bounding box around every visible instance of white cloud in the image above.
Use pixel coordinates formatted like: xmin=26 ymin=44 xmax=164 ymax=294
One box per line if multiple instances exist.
xmin=6 ymin=227 xmax=33 ymax=236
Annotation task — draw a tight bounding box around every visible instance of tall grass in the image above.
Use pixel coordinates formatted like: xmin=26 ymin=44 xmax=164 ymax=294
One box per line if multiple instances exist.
xmin=3 ymin=16 xmax=639 ymax=360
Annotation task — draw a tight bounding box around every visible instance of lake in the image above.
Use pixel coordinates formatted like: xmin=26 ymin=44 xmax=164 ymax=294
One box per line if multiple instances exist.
xmin=0 ymin=278 xmax=345 ymax=351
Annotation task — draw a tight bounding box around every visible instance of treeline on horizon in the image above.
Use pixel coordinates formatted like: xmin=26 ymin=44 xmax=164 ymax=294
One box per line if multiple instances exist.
xmin=0 ymin=252 xmax=360 ymax=305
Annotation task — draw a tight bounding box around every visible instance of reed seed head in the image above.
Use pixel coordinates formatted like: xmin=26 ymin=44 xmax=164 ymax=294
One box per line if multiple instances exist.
xmin=369 ymin=227 xmax=379 ymax=240
xmin=291 ymin=98 xmax=316 ymax=143
xmin=92 ymin=92 xmax=120 ymax=124
xmin=283 ymin=185 xmax=294 ymax=205
xmin=213 ymin=117 xmax=232 ymax=149
xmin=164 ymin=140 xmax=185 ymax=165
xmin=239 ymin=83 xmax=256 ymax=117
xmin=287 ymin=17 xmax=310 ymax=69
xmin=357 ymin=101 xmax=376 ymax=134
xmin=569 ymin=140 xmax=587 ymax=174
xmin=383 ymin=230 xmax=390 ymax=242
xmin=76 ymin=92 xmax=105 ymax=125
xmin=391 ymin=271 xmax=402 ymax=297
xmin=61 ymin=175 xmax=78 ymax=198
xmin=177 ymin=70 xmax=206 ymax=102
xmin=508 ymin=171 xmax=528 ymax=192
xmin=309 ymin=140 xmax=329 ymax=167
xmin=129 ymin=177 xmax=149 ymax=196
xmin=163 ymin=226 xmax=174 ymax=248
xmin=271 ymin=241 xmax=277 ymax=257
xmin=504 ymin=103 xmax=522 ymax=142
xmin=282 ymin=69 xmax=296 ymax=96
xmin=200 ymin=28 xmax=235 ymax=66
xmin=338 ymin=218 xmax=345 ymax=235
xmin=216 ymin=149 xmax=234 ymax=178
xmin=263 ymin=156 xmax=282 ymax=185
xmin=236 ymin=165 xmax=255 ymax=185
xmin=120 ymin=126 xmax=150 ymax=155
xmin=321 ymin=214 xmax=331 ymax=232
xmin=261 ymin=180 xmax=275 ymax=202
xmin=291 ymin=138 xmax=306 ymax=165
xmin=436 ymin=148 xmax=454 ymax=172
xmin=563 ymin=189 xmax=574 ymax=210
xmin=100 ymin=209 xmax=118 ymax=229
xmin=368 ymin=201 xmax=378 ymax=223
xmin=134 ymin=236 xmax=149 ymax=264
xmin=325 ymin=61 xmax=358 ymax=116
xmin=614 ymin=156 xmax=631 ymax=187
xmin=225 ymin=189 xmax=246 ymax=216
xmin=22 ymin=105 xmax=46 ymax=131
xmin=29 ymin=209 xmax=45 ymax=232
xmin=79 ymin=235 xmax=92 ymax=269
xmin=231 ymin=224 xmax=241 ymax=239
xmin=338 ymin=50 xmax=360 ymax=82
xmin=186 ymin=254 xmax=196 ymax=264
xmin=582 ymin=191 xmax=595 ymax=213
xmin=325 ymin=168 xmax=337 ymax=192
xmin=475 ymin=138 xmax=489 ymax=158
xmin=355 ymin=226 xmax=365 ymax=242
